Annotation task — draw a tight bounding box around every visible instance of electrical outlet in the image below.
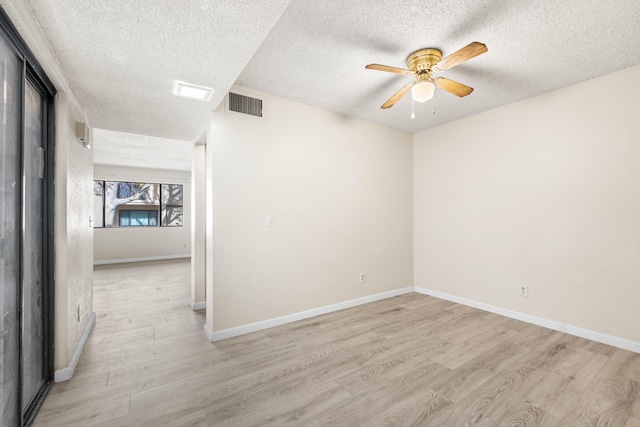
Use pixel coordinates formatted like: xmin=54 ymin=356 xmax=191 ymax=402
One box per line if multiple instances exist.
xmin=520 ymin=285 xmax=528 ymax=297
xmin=359 ymin=273 xmax=366 ymax=283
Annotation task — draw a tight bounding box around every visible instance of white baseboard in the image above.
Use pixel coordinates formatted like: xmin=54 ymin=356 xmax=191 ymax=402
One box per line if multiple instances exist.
xmin=204 ymin=323 xmax=214 ymax=341
xmin=94 ymin=254 xmax=190 ymax=265
xmin=563 ymin=325 xmax=640 ymax=354
xmin=54 ymin=311 xmax=96 ymax=382
xmin=206 ymin=286 xmax=414 ymax=342
xmin=190 ymin=300 xmax=206 ymax=311
xmin=414 ymin=286 xmax=640 ymax=354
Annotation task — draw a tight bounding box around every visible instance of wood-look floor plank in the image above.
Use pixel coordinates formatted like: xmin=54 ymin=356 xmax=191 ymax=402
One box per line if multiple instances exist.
xmin=368 ymin=341 xmax=529 ymax=425
xmin=525 ymin=348 xmax=609 ymax=418
xmin=559 ymin=348 xmax=640 ymax=426
xmin=33 ymin=394 xmax=130 ymax=426
xmin=32 ymin=259 xmax=640 ymax=426
xmin=490 ymin=399 xmax=559 ymax=426
xmin=129 ymin=331 xmax=389 ymax=422
xmin=560 ymin=376 xmax=639 ymax=426
xmin=425 ymin=364 xmax=547 ymax=425
xmin=376 ymin=389 xmax=457 ymax=426
xmin=625 ymin=397 xmax=640 ymax=426
xmin=334 ymin=334 xmax=448 ymax=397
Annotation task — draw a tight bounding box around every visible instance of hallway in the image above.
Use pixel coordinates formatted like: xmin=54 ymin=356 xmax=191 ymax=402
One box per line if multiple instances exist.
xmin=33 ymin=259 xmax=209 ymax=426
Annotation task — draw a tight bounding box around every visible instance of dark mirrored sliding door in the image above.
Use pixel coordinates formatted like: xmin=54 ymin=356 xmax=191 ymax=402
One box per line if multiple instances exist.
xmin=0 ymin=24 xmax=23 ymax=427
xmin=21 ymin=79 xmax=47 ymax=416
xmin=1 ymin=8 xmax=55 ymax=427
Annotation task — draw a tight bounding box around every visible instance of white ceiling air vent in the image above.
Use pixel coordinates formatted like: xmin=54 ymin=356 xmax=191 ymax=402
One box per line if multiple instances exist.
xmin=228 ymin=92 xmax=263 ymax=117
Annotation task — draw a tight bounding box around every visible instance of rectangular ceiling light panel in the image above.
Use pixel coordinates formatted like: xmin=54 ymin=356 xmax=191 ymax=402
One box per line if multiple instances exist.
xmin=174 ymin=81 xmax=212 ymax=101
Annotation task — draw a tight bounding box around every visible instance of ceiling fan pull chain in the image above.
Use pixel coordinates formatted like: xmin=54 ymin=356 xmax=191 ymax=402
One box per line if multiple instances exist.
xmin=411 ymin=97 xmax=416 ymax=119
xmin=432 ymin=89 xmax=436 ymax=114
xmin=432 ymin=89 xmax=436 ymax=115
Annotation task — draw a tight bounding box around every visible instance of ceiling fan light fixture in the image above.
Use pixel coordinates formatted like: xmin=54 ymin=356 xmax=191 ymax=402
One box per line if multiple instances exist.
xmin=411 ymin=81 xmax=435 ymax=103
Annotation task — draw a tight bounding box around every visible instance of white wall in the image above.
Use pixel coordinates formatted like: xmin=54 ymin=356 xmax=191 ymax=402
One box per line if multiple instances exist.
xmin=206 ymin=88 xmax=413 ymax=332
xmin=93 ymin=164 xmax=191 ymax=263
xmin=414 ymin=64 xmax=640 ymax=344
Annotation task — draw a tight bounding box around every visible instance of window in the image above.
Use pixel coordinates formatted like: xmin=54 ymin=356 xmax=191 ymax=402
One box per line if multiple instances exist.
xmin=93 ymin=180 xmax=183 ymax=228
xmin=161 ymin=184 xmax=184 ymax=226
xmin=93 ymin=181 xmax=104 ymax=227
xmin=119 ymin=210 xmax=158 ymax=227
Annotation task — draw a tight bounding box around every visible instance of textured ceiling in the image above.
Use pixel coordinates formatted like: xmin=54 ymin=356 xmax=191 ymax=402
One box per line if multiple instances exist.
xmin=93 ymin=129 xmax=193 ymax=172
xmin=238 ymin=0 xmax=640 ymax=133
xmin=22 ymin=0 xmax=292 ymax=141
xmin=18 ymin=0 xmax=640 ymax=140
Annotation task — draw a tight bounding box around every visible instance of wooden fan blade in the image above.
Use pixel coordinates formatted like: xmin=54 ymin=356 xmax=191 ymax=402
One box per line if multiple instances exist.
xmin=434 ymin=77 xmax=474 ymax=97
xmin=435 ymin=42 xmax=487 ymax=71
xmin=381 ymin=83 xmax=413 ymax=109
xmin=366 ymin=64 xmax=411 ymax=75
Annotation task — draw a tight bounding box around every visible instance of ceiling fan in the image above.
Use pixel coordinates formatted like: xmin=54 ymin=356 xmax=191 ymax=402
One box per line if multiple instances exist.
xmin=365 ymin=41 xmax=488 ymax=109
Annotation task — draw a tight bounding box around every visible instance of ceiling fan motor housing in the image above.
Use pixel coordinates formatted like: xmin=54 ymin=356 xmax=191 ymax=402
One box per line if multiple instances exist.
xmin=406 ymin=48 xmax=442 ymax=75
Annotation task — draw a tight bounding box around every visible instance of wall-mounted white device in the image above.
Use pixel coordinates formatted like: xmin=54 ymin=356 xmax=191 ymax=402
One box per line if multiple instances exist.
xmin=76 ymin=121 xmax=91 ymax=149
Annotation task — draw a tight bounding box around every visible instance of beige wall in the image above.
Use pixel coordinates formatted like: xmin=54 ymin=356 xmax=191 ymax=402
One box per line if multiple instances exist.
xmin=93 ymin=164 xmax=191 ymax=263
xmin=191 ymin=144 xmax=206 ymax=307
xmin=53 ymin=92 xmax=94 ymax=372
xmin=206 ymin=88 xmax=414 ymax=332
xmin=414 ymin=64 xmax=640 ymax=343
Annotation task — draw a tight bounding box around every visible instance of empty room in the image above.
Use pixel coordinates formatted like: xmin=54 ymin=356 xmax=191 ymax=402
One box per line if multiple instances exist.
xmin=1 ymin=0 xmax=640 ymax=426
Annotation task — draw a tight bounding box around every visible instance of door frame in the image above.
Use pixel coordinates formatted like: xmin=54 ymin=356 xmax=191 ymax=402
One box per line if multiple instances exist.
xmin=21 ymin=66 xmax=56 ymax=425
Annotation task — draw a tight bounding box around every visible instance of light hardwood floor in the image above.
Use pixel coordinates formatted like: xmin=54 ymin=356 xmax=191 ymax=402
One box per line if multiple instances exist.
xmin=33 ymin=259 xmax=640 ymax=426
